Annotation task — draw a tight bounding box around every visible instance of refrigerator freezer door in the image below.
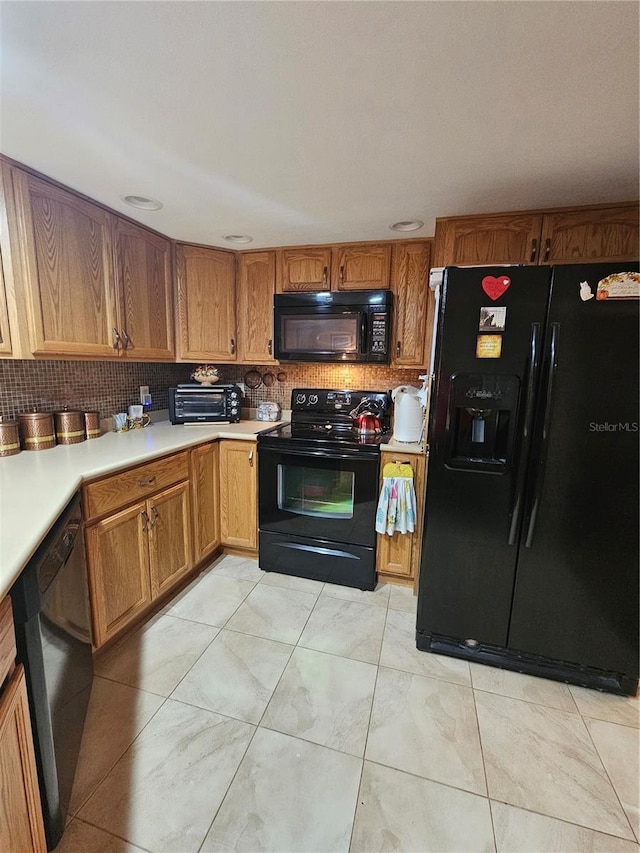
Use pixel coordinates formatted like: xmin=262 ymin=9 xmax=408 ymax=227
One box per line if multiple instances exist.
xmin=508 ymin=262 xmax=639 ymax=678
xmin=417 ymin=266 xmax=552 ymax=646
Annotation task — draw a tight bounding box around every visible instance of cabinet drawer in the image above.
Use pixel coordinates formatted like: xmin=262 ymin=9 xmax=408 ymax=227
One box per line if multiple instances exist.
xmin=0 ymin=597 xmax=16 ymax=687
xmin=84 ymin=451 xmax=189 ymax=520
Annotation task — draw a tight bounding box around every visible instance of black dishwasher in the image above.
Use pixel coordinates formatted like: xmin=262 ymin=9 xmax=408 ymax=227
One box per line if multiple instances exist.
xmin=10 ymin=492 xmax=94 ymax=850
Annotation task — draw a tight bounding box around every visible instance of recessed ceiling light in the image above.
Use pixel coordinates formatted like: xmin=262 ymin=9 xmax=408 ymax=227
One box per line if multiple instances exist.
xmin=224 ymin=234 xmax=254 ymax=244
xmin=390 ymin=220 xmax=424 ymax=232
xmin=122 ymin=195 xmax=163 ymax=211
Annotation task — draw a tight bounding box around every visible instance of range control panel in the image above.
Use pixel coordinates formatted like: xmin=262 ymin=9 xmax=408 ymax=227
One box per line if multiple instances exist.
xmin=291 ymin=388 xmax=389 ymax=414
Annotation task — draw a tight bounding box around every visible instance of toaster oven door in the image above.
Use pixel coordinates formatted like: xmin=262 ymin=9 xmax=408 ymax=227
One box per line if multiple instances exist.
xmin=170 ymin=390 xmax=229 ymax=423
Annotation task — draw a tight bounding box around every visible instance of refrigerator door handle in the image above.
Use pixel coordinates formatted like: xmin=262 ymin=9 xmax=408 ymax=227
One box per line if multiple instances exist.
xmin=508 ymin=322 xmax=542 ymax=545
xmin=524 ymin=322 xmax=560 ymax=548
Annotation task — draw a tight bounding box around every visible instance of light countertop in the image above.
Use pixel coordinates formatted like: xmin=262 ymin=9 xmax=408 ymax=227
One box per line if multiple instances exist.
xmin=0 ymin=419 xmax=284 ymax=599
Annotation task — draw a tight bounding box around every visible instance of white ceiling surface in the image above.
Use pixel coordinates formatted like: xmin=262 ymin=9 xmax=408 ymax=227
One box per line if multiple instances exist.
xmin=1 ymin=1 xmax=638 ymax=249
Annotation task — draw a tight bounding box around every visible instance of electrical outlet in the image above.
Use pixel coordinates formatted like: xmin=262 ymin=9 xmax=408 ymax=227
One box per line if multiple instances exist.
xmin=139 ymin=385 xmax=150 ymax=405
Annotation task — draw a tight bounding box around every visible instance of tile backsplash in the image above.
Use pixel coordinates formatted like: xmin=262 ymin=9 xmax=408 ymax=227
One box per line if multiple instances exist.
xmin=0 ymin=359 xmax=428 ymax=419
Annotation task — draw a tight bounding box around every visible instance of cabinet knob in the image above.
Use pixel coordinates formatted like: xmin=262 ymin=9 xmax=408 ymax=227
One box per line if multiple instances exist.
xmin=230 ymin=338 xmax=236 ymax=355
xmin=248 ymin=449 xmax=254 ymax=467
xmin=396 ymin=341 xmax=401 ymax=356
xmin=268 ymin=339 xmax=273 ymax=355
xmin=121 ymin=328 xmax=130 ymax=350
xmin=338 ymin=265 xmax=345 ymax=286
xmin=322 ymin=266 xmax=328 ymax=287
xmin=141 ymin=509 xmax=149 ymax=532
xmin=137 ymin=476 xmax=156 ymax=487
xmin=112 ymin=327 xmax=121 ymax=351
xmin=542 ymin=238 xmax=551 ymax=263
xmin=150 ymin=506 xmax=159 ymax=527
xmin=530 ymin=238 xmax=538 ymax=263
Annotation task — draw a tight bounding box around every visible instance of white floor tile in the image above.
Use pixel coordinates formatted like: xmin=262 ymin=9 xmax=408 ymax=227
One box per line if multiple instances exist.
xmin=262 ymin=646 xmax=377 ymax=756
xmin=225 ymin=584 xmax=318 ymax=644
xmin=163 ymin=570 xmax=256 ymax=627
xmin=470 ymin=662 xmax=578 ymax=711
xmin=79 ymin=699 xmax=254 ymax=853
xmin=320 ymin=580 xmax=390 ymax=608
xmin=366 ymin=666 xmax=486 ymax=795
xmin=201 ymin=728 xmax=361 ymax=853
xmin=259 ymin=569 xmax=325 ymax=594
xmin=208 ymin=554 xmax=265 ymax=582
xmin=351 ymin=761 xmax=495 ymax=852
xmin=586 ymin=717 xmax=640 ymax=840
xmin=56 ymin=819 xmax=146 ymax=852
xmin=298 ymin=595 xmax=387 ymax=664
xmin=476 ymin=691 xmax=634 ymax=839
xmin=388 ymin=584 xmax=418 ymax=613
xmin=570 ymin=685 xmax=640 ymax=729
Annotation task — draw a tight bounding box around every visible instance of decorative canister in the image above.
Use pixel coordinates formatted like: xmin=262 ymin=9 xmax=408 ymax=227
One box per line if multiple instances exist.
xmin=83 ymin=410 xmax=101 ymax=439
xmin=0 ymin=416 xmax=21 ymax=457
xmin=54 ymin=408 xmax=86 ymax=445
xmin=18 ymin=411 xmax=56 ymax=451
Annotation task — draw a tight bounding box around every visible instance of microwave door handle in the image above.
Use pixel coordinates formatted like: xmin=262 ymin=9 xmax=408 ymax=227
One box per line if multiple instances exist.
xmin=360 ymin=313 xmax=368 ymax=354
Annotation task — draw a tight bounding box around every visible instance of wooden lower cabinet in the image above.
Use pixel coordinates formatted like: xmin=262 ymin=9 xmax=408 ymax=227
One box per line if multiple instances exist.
xmin=0 ymin=665 xmax=47 ymax=853
xmin=190 ymin=441 xmax=220 ymax=564
xmin=86 ymin=481 xmax=192 ymax=647
xmin=376 ymin=452 xmax=427 ymax=586
xmin=219 ymin=440 xmax=257 ymax=551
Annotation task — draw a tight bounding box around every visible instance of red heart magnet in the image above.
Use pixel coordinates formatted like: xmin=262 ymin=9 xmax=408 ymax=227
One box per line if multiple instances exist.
xmin=482 ymin=275 xmax=511 ymax=301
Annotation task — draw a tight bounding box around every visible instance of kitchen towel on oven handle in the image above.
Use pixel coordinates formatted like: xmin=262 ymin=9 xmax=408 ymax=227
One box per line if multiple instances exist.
xmin=375 ymin=462 xmax=417 ymax=536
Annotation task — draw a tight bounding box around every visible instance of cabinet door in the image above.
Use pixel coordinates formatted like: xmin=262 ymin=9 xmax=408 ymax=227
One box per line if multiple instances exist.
xmin=0 ymin=249 xmax=12 ymax=355
xmin=191 ymin=442 xmax=220 ymax=564
xmin=11 ymin=169 xmax=119 ymax=357
xmin=278 ymin=247 xmax=332 ymax=292
xmin=434 ymin=214 xmax=543 ymax=267
xmin=147 ymin=481 xmax=193 ymax=599
xmin=114 ymin=218 xmax=174 ymax=360
xmin=237 ymin=251 xmax=276 ymax=362
xmin=539 ymin=205 xmax=640 ymax=264
xmin=219 ymin=440 xmax=257 ymax=550
xmin=376 ymin=453 xmax=427 ymax=583
xmin=175 ymin=244 xmax=237 ymax=361
xmin=333 ymin=244 xmax=392 ymax=290
xmin=391 ymin=241 xmax=433 ymax=367
xmin=0 ymin=666 xmax=47 ymax=853
xmin=86 ymin=502 xmax=151 ymax=648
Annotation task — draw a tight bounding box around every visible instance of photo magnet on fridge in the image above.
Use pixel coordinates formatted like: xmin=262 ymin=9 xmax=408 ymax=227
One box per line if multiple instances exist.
xmin=596 ymin=272 xmax=640 ymax=300
xmin=479 ymin=306 xmax=507 ymax=331
xmin=475 ymin=335 xmax=502 ymax=358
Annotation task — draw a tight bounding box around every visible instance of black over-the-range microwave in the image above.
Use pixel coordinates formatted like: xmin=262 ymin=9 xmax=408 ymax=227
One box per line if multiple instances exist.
xmin=274 ymin=290 xmax=393 ymax=363
xmin=169 ymin=384 xmax=242 ymax=424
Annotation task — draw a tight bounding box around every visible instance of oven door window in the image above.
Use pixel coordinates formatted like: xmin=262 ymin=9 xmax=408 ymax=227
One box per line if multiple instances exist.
xmin=180 ymin=392 xmax=226 ymax=417
xmin=278 ymin=464 xmax=355 ymax=519
xmin=280 ymin=313 xmax=359 ymax=354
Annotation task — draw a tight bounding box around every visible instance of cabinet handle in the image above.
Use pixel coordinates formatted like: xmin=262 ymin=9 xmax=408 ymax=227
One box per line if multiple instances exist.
xmin=150 ymin=506 xmax=159 ymax=528
xmin=138 ymin=476 xmax=156 ymax=487
xmin=230 ymin=338 xmax=236 ymax=355
xmin=112 ymin=327 xmax=121 ymax=351
xmin=248 ymin=449 xmax=254 ymax=468
xmin=338 ymin=265 xmax=345 ymax=286
xmin=121 ymin=328 xmax=130 ymax=350
xmin=322 ymin=266 xmax=328 ymax=287
xmin=268 ymin=338 xmax=273 ymax=355
xmin=141 ymin=510 xmax=149 ymax=532
xmin=530 ymin=238 xmax=538 ymax=263
xmin=396 ymin=341 xmax=401 ymax=357
xmin=542 ymin=238 xmax=551 ymax=263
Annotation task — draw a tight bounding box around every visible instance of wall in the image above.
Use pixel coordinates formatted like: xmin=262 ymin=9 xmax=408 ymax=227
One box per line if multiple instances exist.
xmin=0 ymin=359 xmax=427 ymax=419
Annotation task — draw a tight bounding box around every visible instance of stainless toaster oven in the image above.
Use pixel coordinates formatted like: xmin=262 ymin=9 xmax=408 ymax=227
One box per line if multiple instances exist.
xmin=169 ymin=384 xmax=242 ymax=424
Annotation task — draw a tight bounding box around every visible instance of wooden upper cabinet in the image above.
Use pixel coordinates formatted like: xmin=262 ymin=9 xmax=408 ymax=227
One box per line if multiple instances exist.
xmin=539 ymin=205 xmax=639 ymax=265
xmin=434 ymin=213 xmax=543 ymax=267
xmin=11 ymin=169 xmax=119 ymax=357
xmin=237 ymin=251 xmax=276 ymax=363
xmin=113 ymin=219 xmax=174 ymax=360
xmin=391 ymin=241 xmax=433 ymax=368
xmin=0 ymin=249 xmax=12 ymax=355
xmin=175 ymin=244 xmax=237 ymax=361
xmin=333 ymin=243 xmax=392 ymax=290
xmin=278 ymin=247 xmax=332 ymax=292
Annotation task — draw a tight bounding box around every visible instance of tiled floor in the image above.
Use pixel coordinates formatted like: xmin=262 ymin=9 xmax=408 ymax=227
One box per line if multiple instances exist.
xmin=60 ymin=554 xmax=639 ymax=853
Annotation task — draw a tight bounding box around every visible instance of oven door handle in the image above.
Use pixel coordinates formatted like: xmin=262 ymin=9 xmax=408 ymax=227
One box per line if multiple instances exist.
xmin=258 ymin=445 xmax=380 ymax=461
xmin=273 ymin=542 xmax=360 ymax=560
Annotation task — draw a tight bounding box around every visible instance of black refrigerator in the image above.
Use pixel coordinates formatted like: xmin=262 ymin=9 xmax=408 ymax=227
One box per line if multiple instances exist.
xmin=416 ymin=262 xmax=639 ymax=695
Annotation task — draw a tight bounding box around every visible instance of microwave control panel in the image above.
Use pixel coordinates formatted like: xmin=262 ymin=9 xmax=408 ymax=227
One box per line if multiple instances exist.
xmin=370 ymin=313 xmax=388 ymax=354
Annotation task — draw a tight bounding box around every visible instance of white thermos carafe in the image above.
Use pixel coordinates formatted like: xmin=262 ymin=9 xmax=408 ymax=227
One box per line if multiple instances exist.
xmin=391 ymin=376 xmax=429 ymax=442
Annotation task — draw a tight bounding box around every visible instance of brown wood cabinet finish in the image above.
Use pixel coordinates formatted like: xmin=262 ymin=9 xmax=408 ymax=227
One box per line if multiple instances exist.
xmin=435 ymin=213 xmax=543 ymax=267
xmin=376 ymin=452 xmax=427 ymax=585
xmin=237 ymin=251 xmax=277 ymax=363
xmin=0 ymin=250 xmax=12 ymax=355
xmin=175 ymin=244 xmax=237 ymax=361
xmin=219 ymin=440 xmax=257 ymax=551
xmin=114 ymin=219 xmax=174 ymax=360
xmin=539 ymin=206 xmax=639 ymax=264
xmin=148 ymin=481 xmax=193 ymax=599
xmin=0 ymin=665 xmax=47 ymax=853
xmin=391 ymin=241 xmax=433 ymax=368
xmin=278 ymin=247 xmax=332 ymax=292
xmin=11 ymin=169 xmax=119 ymax=357
xmin=83 ymin=451 xmax=189 ymax=521
xmin=86 ymin=502 xmax=152 ymax=647
xmin=190 ymin=442 xmax=221 ymax=564
xmin=0 ymin=596 xmax=16 ymax=685
xmin=333 ymin=243 xmax=392 ymax=290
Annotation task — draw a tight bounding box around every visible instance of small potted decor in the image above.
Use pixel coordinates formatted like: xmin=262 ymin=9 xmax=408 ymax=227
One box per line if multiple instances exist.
xmin=191 ymin=365 xmax=220 ymax=385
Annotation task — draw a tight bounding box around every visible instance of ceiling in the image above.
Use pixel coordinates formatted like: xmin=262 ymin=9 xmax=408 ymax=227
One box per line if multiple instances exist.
xmin=1 ymin=1 xmax=638 ymax=249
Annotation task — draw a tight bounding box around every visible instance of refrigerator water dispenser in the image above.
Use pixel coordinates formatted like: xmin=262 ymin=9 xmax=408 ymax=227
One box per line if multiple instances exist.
xmin=446 ymin=374 xmax=520 ymax=472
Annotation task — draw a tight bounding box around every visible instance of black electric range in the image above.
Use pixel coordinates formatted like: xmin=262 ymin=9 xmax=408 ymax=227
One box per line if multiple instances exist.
xmin=257 ymin=389 xmax=391 ymax=590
